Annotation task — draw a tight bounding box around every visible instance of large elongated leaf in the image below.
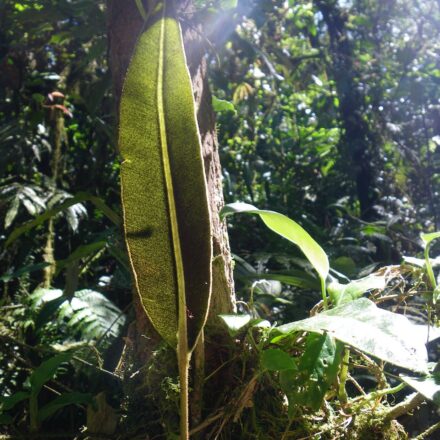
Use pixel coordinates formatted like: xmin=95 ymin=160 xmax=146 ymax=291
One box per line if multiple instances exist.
xmin=0 ymin=392 xmax=30 ymax=412
xmin=119 ymin=13 xmax=212 ymax=351
xmin=0 ymin=262 xmax=50 ymax=282
xmin=221 ymin=203 xmax=329 ymax=283
xmin=30 ymin=352 xmax=74 ymax=396
xmin=55 ymin=241 xmax=107 ymax=275
xmin=37 ymin=392 xmax=93 ymax=422
xmin=273 ymin=298 xmax=429 ymax=373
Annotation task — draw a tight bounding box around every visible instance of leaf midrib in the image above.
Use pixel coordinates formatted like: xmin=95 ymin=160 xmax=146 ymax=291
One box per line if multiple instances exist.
xmin=156 ymin=13 xmax=188 ymax=350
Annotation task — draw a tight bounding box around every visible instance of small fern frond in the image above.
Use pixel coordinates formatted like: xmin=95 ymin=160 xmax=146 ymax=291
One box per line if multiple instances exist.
xmin=29 ymin=288 xmax=126 ymax=343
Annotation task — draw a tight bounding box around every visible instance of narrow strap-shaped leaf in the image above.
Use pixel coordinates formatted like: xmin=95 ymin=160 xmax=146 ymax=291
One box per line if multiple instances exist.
xmin=221 ymin=202 xmax=329 ymax=283
xmin=118 ymin=10 xmax=212 ymax=352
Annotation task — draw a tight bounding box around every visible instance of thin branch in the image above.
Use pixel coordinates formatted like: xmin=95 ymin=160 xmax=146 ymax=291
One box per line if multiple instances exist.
xmin=384 ymin=392 xmax=426 ymax=422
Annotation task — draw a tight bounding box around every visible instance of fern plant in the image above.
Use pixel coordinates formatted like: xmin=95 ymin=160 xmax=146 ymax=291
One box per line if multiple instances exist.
xmin=28 ymin=288 xmax=125 ymax=344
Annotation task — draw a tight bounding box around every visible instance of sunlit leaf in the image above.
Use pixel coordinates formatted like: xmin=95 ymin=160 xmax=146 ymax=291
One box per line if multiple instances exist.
xmin=212 ymin=96 xmax=236 ymax=114
xmin=219 ymin=314 xmax=270 ymax=336
xmin=400 ymin=373 xmax=440 ymax=406
xmin=4 ymin=196 xmax=20 ymax=228
xmin=273 ymin=298 xmax=428 ymax=373
xmin=328 ymin=274 xmax=386 ymax=305
xmin=261 ymin=349 xmax=297 ymax=371
xmin=221 ymin=203 xmax=329 ymax=283
xmin=421 ymin=231 xmax=440 ymax=247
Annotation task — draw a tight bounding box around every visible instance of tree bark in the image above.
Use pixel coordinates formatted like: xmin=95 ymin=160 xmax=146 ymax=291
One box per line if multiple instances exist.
xmin=107 ymin=0 xmax=235 ymax=376
xmin=314 ymin=0 xmax=382 ymax=220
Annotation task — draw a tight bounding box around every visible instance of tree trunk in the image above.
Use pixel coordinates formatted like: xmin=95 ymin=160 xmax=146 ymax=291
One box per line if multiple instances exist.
xmin=314 ymin=0 xmax=382 ymax=220
xmin=107 ymin=0 xmax=235 ymax=432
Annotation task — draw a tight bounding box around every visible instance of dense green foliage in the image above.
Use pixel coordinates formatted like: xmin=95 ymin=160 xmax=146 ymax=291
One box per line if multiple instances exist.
xmin=1 ymin=0 xmax=440 ymax=438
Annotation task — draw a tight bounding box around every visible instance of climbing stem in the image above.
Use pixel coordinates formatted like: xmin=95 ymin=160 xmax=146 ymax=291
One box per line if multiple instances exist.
xmin=338 ymin=347 xmax=350 ymax=404
xmin=321 ymin=277 xmax=328 ymax=310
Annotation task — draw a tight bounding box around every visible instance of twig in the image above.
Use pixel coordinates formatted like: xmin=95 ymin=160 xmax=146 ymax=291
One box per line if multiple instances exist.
xmin=384 ymin=392 xmax=425 ymax=422
xmin=204 ymin=355 xmax=237 ymax=383
xmin=188 ymin=410 xmax=224 ymax=435
xmin=413 ymin=420 xmax=440 ymax=439
xmin=352 ymin=382 xmax=406 ymax=410
xmin=348 ymin=373 xmax=366 ymax=396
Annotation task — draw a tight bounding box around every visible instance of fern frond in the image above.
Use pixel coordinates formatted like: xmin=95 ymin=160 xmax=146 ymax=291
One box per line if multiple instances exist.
xmin=30 ymin=288 xmax=126 ymax=343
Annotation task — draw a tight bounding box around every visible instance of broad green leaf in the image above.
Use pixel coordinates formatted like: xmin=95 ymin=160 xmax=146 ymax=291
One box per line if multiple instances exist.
xmin=219 ymin=314 xmax=251 ymax=335
xmin=212 ymin=96 xmax=236 ymax=114
xmin=119 ymin=11 xmax=212 ymax=351
xmin=328 ymin=274 xmax=386 ymax=305
xmin=273 ymin=298 xmax=428 ymax=374
xmin=331 ymin=256 xmax=357 ymax=277
xmin=38 ymin=392 xmax=93 ymax=422
xmin=400 ymin=373 xmax=440 ymax=406
xmin=30 ymin=352 xmax=74 ymax=396
xmin=29 ymin=288 xmax=63 ymax=307
xmin=0 ymin=262 xmax=50 ymax=282
xmin=0 ymin=392 xmax=30 ymax=411
xmin=35 ymin=295 xmax=67 ymax=329
xmin=221 ymin=203 xmax=329 ymax=282
xmin=421 ymin=231 xmax=440 ymax=247
xmin=5 ymin=192 xmax=120 ymax=247
xmin=261 ymin=349 xmax=297 ymax=371
xmin=55 ymin=241 xmax=107 ymax=275
xmin=280 ymin=333 xmax=342 ymax=412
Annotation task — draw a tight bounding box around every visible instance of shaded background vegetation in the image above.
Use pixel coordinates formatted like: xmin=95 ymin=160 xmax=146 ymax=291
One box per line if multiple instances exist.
xmin=1 ymin=0 xmax=439 ymax=437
